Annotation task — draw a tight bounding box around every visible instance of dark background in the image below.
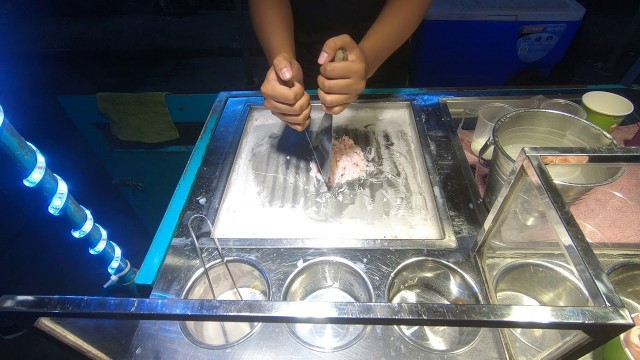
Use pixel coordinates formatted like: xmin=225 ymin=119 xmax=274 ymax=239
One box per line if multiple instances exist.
xmin=0 ymin=0 xmax=639 ymax=358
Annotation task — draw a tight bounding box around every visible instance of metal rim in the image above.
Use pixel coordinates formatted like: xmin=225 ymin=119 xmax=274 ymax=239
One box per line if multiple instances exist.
xmin=493 ymin=109 xmax=619 ymax=163
xmin=179 ymin=257 xmax=271 ymax=350
xmin=606 ymin=261 xmax=640 ymax=313
xmin=281 ymin=256 xmax=374 ymax=302
xmin=493 ymin=260 xmax=590 ymax=352
xmin=607 ymin=261 xmax=640 ymax=276
xmin=582 ymin=91 xmax=634 ymax=117
xmin=281 ymin=256 xmax=374 ymax=352
xmin=493 ymin=260 xmax=588 ymax=300
xmin=491 ymin=109 xmax=622 ymax=187
xmin=385 ymin=257 xmax=483 ymax=354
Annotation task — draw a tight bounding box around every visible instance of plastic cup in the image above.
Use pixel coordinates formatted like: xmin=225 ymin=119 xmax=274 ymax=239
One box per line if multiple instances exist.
xmin=539 ymin=99 xmax=588 ymax=119
xmin=582 ymin=91 xmax=634 ymax=133
xmin=471 ymin=103 xmax=515 ymax=160
xmin=527 ymin=95 xmax=548 ymax=109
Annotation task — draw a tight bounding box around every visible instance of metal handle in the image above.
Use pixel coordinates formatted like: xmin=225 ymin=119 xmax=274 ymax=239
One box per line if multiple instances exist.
xmin=334 ymin=49 xmax=348 ymax=62
xmin=477 ymin=136 xmax=495 ymax=168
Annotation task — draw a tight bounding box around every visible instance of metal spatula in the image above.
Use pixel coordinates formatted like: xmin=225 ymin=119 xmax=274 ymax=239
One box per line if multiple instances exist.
xmin=305 ymin=112 xmax=333 ymax=185
xmin=305 ymin=49 xmax=348 ymax=186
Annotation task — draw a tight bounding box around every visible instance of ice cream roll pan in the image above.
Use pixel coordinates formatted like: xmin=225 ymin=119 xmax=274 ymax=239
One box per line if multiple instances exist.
xmin=386 ymin=257 xmax=482 ymax=353
xmin=180 ymin=257 xmax=270 ymax=349
xmin=281 ymin=256 xmax=374 ymax=352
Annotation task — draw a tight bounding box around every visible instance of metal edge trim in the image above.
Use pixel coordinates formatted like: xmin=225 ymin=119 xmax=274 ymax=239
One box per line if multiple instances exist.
xmin=2 ymin=296 xmax=633 ymax=330
xmin=135 ymin=93 xmax=228 ymax=287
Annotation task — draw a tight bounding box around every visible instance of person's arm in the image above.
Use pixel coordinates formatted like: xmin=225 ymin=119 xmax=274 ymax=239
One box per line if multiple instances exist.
xmin=249 ymin=0 xmax=311 ymax=131
xmin=248 ymin=0 xmax=295 ymax=64
xmin=317 ymin=0 xmax=431 ymax=114
xmin=359 ymin=0 xmax=432 ymax=78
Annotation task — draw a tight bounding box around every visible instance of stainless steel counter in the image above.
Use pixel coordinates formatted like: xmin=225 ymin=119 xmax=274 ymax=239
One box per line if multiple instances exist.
xmin=133 ymin=245 xmax=504 ymax=359
xmin=131 ymin=94 xmax=496 ymax=358
xmin=127 ymin=89 xmax=636 ymax=359
xmin=3 ymin=87 xmax=639 ymax=359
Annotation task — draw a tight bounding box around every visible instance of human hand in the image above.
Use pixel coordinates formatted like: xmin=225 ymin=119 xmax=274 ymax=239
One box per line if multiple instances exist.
xmin=260 ymin=53 xmax=311 ymax=131
xmin=317 ymin=34 xmax=368 ymax=115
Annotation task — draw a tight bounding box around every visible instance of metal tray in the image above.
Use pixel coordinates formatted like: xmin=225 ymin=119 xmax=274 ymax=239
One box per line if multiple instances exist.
xmin=215 ymin=103 xmax=442 ymax=241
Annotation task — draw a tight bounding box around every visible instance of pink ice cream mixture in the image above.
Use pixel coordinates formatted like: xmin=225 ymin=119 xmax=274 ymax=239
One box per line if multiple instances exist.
xmin=310 ymin=135 xmax=368 ymax=186
xmin=328 ymin=136 xmax=368 ymax=186
xmin=570 ymin=167 xmax=640 ymax=245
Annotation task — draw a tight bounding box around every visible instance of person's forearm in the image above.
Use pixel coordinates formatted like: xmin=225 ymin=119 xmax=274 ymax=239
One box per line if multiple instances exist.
xmin=248 ymin=0 xmax=296 ymax=64
xmin=359 ymin=0 xmax=432 ymax=78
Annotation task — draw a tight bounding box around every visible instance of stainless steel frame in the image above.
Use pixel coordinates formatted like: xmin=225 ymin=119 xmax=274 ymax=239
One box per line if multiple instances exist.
xmin=476 ymin=146 xmax=640 ymax=358
xmin=1 ymin=90 xmax=638 ymax=359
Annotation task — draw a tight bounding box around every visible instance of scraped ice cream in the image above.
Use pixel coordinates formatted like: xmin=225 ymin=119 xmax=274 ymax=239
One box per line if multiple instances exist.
xmin=327 ymin=135 xmax=368 ymax=186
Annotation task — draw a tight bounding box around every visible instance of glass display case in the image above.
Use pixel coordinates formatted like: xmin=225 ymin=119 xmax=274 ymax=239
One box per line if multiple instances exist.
xmin=476 ymin=146 xmax=640 ymax=359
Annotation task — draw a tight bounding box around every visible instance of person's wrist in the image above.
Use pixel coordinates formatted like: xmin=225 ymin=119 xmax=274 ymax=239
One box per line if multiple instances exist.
xmin=272 ymin=52 xmax=295 ymax=64
xmin=364 ymin=58 xmax=371 ymax=81
xmin=358 ymin=44 xmax=374 ymax=79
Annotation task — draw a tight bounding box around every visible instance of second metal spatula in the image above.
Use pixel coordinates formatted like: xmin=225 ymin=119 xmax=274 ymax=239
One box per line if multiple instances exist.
xmin=305 ymin=112 xmax=333 ymax=185
xmin=305 ymin=49 xmax=348 ymax=186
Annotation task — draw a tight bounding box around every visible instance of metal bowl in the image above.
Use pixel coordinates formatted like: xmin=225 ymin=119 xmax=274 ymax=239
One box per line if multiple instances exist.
xmin=484 ymin=108 xmax=620 ymax=209
xmin=494 ymin=260 xmax=590 ymax=353
xmin=386 ymin=258 xmax=482 ymax=353
xmin=180 ymin=258 xmax=270 ymax=349
xmin=494 ymin=260 xmax=590 ymax=307
xmin=608 ymin=262 xmax=640 ymax=314
xmin=282 ymin=257 xmax=374 ymax=352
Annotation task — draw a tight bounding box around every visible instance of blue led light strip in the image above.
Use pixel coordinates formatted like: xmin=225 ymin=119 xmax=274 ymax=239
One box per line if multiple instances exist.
xmin=71 ymin=206 xmax=93 ymax=238
xmin=108 ymin=242 xmax=122 ymax=275
xmin=1 ymin=104 xmax=134 ymax=287
xmin=89 ymin=224 xmax=108 ymax=255
xmin=48 ymin=175 xmax=68 ymax=216
xmin=23 ymin=142 xmax=46 ymax=187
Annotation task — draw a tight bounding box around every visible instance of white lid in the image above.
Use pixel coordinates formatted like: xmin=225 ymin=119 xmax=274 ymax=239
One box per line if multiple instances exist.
xmin=426 ymin=0 xmax=585 ymax=21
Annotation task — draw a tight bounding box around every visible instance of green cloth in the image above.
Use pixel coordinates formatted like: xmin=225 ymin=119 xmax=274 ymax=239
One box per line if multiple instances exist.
xmin=96 ymin=92 xmax=179 ymax=143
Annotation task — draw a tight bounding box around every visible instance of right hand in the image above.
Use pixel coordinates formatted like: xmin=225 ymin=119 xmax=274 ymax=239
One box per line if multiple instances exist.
xmin=260 ymin=53 xmax=311 ymax=131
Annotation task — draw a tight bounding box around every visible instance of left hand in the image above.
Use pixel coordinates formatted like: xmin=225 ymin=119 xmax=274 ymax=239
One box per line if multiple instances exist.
xmin=260 ymin=53 xmax=311 ymax=131
xmin=317 ymin=34 xmax=368 ymax=115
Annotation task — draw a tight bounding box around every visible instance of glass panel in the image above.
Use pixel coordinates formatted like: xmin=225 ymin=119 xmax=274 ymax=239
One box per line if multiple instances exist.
xmin=481 ymin=170 xmax=573 ymax=252
xmin=560 ymin=163 xmax=640 ymax=251
xmin=477 ymin=156 xmax=607 ymax=359
xmin=555 ymin=161 xmax=640 ymax=316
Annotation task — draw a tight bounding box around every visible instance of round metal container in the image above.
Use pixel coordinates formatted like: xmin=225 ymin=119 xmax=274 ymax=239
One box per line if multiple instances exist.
xmin=483 ymin=109 xmax=620 ymax=209
xmin=282 ymin=257 xmax=374 ymax=352
xmin=386 ymin=258 xmax=482 ymax=353
xmin=604 ymin=267 xmax=640 ymax=360
xmin=180 ymin=258 xmax=270 ymax=349
xmin=494 ymin=260 xmax=591 ymax=352
xmin=608 ymin=262 xmax=640 ymax=314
